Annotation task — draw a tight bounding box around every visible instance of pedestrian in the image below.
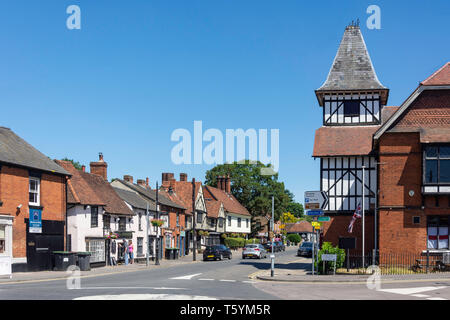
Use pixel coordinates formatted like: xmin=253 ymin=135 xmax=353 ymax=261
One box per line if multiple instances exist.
xmin=124 ymin=239 xmax=129 ymax=265
xmin=128 ymin=240 xmax=134 ymax=264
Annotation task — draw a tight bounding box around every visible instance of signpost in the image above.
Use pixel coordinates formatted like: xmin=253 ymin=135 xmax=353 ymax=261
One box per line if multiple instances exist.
xmin=318 ymin=216 xmax=330 ymax=222
xmin=322 ymin=254 xmax=337 ymax=275
xmin=304 ymin=191 xmax=328 ymax=210
xmin=306 ymin=210 xmax=324 ymax=216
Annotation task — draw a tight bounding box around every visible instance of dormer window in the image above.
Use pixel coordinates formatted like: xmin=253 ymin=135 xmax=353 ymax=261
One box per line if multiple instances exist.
xmin=343 ymin=100 xmax=360 ymax=117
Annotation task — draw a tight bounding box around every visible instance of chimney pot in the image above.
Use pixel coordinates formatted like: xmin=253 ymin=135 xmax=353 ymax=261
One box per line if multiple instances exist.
xmin=124 ymin=175 xmax=133 ymax=184
xmin=90 ymin=154 xmax=108 ymax=180
xmin=81 ymin=165 xmax=86 ymax=172
xmin=180 ymin=173 xmax=188 ymax=182
xmin=137 ymin=179 xmax=146 ymax=187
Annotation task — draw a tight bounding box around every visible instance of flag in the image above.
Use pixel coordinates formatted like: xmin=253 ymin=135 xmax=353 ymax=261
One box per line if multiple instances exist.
xmin=348 ymin=202 xmax=362 ymax=233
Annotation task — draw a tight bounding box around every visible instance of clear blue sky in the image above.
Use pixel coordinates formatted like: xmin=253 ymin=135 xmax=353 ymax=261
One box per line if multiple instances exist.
xmin=1 ymin=0 xmax=449 ymax=204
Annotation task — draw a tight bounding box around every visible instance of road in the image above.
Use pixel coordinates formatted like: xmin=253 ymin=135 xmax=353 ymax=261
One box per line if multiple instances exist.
xmin=1 ymin=246 xmax=450 ymax=300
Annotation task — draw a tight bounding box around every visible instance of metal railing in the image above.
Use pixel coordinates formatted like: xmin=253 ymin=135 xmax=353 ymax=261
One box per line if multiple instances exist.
xmin=342 ymin=250 xmax=450 ymax=275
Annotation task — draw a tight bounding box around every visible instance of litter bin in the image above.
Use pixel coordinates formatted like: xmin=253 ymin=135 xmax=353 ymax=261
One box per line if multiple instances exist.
xmin=77 ymin=252 xmax=91 ymax=271
xmin=53 ymin=251 xmax=76 ymax=271
xmin=173 ymin=249 xmax=179 ymax=260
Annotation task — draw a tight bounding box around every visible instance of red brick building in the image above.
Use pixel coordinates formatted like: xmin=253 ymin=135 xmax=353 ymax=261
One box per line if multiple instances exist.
xmin=313 ymin=24 xmax=450 ymax=257
xmin=0 ymin=127 xmax=70 ymax=271
xmin=374 ymin=62 xmax=450 ymax=255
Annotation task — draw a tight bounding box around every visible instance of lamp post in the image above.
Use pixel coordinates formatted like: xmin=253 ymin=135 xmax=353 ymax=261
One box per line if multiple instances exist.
xmin=146 ymin=201 xmax=149 ymax=267
xmin=271 ymin=195 xmax=275 ymax=277
xmin=192 ymin=178 xmax=196 ymax=261
xmin=155 ymin=181 xmax=160 ymax=266
xmin=362 ymin=165 xmax=365 ymax=269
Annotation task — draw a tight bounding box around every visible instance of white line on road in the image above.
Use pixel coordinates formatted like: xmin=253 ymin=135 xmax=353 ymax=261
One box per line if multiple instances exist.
xmin=411 ymin=294 xmax=430 ymax=298
xmin=427 ymin=297 xmax=447 ymax=300
xmin=378 ymin=286 xmax=446 ymax=295
xmin=220 ymin=280 xmax=236 ymax=282
xmin=198 ymin=279 xmax=215 ymax=281
xmin=170 ymin=273 xmax=202 ymax=280
xmin=79 ymin=287 xmax=188 ymax=290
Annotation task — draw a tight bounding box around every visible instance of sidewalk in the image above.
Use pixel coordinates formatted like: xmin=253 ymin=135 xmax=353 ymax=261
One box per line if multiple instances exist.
xmin=0 ymin=253 xmax=203 ymax=284
xmin=253 ymin=257 xmax=450 ymax=283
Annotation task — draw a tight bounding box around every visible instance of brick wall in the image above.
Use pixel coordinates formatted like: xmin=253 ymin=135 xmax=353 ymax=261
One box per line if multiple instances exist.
xmin=0 ymin=165 xmax=66 ymax=258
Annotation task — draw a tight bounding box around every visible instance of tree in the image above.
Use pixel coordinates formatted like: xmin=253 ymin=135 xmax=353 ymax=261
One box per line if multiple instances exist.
xmin=205 ymin=161 xmax=303 ymax=221
xmin=61 ymin=158 xmax=84 ymax=170
xmin=280 ymin=212 xmax=298 ymax=224
xmin=286 ymin=202 xmax=304 ymax=219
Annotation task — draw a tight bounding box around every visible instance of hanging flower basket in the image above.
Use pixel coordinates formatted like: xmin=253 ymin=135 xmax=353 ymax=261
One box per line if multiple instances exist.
xmin=104 ymin=232 xmax=118 ymax=239
xmin=151 ymin=219 xmax=164 ymax=227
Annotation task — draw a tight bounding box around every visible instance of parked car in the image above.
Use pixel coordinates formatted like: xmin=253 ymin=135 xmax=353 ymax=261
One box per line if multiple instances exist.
xmin=275 ymin=241 xmax=285 ymax=252
xmin=203 ymin=245 xmax=232 ymax=261
xmin=297 ymin=241 xmax=314 ymax=257
xmin=263 ymin=242 xmax=281 ymax=253
xmin=242 ymin=244 xmax=267 ymax=259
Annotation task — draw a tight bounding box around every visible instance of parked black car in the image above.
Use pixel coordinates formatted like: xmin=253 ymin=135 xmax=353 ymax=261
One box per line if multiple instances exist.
xmin=203 ymin=245 xmax=232 ymax=261
xmin=297 ymin=241 xmax=314 ymax=257
xmin=263 ymin=242 xmax=281 ymax=253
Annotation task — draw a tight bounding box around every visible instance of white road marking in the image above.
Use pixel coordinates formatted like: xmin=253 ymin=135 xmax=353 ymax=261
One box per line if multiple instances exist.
xmin=198 ymin=279 xmax=215 ymax=281
xmin=74 ymin=294 xmax=217 ymax=300
xmin=427 ymin=297 xmax=447 ymax=300
xmin=219 ymin=280 xmax=236 ymax=282
xmin=170 ymin=273 xmax=202 ymax=280
xmin=411 ymin=294 xmax=430 ymax=298
xmin=80 ymin=287 xmax=188 ymax=290
xmin=242 ymin=281 xmax=256 ymax=284
xmin=378 ymin=286 xmax=446 ymax=295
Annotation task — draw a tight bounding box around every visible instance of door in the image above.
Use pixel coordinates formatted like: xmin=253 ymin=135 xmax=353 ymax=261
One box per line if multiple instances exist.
xmin=28 ymin=235 xmax=64 ymax=271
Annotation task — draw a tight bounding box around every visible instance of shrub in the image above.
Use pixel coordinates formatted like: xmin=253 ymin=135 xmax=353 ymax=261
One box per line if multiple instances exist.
xmin=315 ymin=242 xmax=345 ymax=275
xmin=245 ymin=238 xmax=260 ymax=245
xmin=286 ymin=234 xmax=301 ymax=244
xmin=225 ymin=237 xmax=245 ymax=249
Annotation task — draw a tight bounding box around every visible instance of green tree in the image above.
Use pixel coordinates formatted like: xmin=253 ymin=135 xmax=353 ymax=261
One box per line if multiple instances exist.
xmin=61 ymin=158 xmax=84 ymax=170
xmin=286 ymin=202 xmax=304 ymax=219
xmin=205 ymin=161 xmax=302 ymax=221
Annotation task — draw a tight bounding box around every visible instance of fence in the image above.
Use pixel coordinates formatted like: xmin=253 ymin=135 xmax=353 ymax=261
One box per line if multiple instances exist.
xmin=342 ymin=250 xmax=450 ymax=275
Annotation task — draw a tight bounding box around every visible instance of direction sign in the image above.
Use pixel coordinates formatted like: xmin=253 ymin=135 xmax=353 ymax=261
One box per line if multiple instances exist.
xmin=306 ymin=210 xmax=324 ymax=216
xmin=304 ymin=191 xmax=328 ymax=210
xmin=311 ymin=222 xmax=322 ymax=227
xmin=317 ymin=216 xmax=331 ymax=222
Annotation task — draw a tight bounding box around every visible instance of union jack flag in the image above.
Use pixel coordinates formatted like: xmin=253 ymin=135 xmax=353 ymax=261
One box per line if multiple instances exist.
xmin=348 ymin=202 xmax=362 ymax=233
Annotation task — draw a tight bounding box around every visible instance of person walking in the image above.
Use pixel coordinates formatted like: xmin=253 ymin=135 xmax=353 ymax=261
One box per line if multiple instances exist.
xmin=128 ymin=240 xmax=134 ymax=264
xmin=124 ymin=239 xmax=129 ymax=265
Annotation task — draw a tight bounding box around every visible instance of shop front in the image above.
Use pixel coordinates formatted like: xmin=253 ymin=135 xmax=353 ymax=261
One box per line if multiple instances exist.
xmin=0 ymin=215 xmax=13 ymax=278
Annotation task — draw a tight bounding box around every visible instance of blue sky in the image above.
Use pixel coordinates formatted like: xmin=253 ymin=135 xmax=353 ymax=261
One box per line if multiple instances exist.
xmin=1 ymin=0 xmax=449 ymax=203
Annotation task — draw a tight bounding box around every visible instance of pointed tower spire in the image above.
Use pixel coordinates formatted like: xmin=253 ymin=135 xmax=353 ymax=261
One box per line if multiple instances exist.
xmin=315 ymin=25 xmax=388 ymax=106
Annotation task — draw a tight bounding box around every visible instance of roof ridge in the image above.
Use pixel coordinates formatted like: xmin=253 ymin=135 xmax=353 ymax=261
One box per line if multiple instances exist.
xmin=421 ymin=62 xmax=450 ymax=85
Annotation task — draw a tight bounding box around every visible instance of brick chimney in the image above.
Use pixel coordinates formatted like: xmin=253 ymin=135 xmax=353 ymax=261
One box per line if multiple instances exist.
xmin=146 ymin=177 xmax=150 ymax=187
xmin=123 ymin=175 xmax=133 ymax=183
xmin=90 ymin=153 xmax=108 ymax=180
xmin=180 ymin=173 xmax=188 ymax=182
xmin=81 ymin=165 xmax=86 ymax=172
xmin=137 ymin=179 xmax=146 ymax=187
xmin=225 ymin=175 xmax=231 ymax=193
xmin=162 ymin=172 xmax=174 ymax=187
xmin=217 ymin=176 xmax=224 ymax=191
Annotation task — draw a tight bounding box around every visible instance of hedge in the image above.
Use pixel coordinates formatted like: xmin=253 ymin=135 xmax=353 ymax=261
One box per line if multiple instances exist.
xmin=286 ymin=234 xmax=301 ymax=244
xmin=245 ymin=238 xmax=260 ymax=245
xmin=315 ymin=242 xmax=346 ymax=275
xmin=224 ymin=237 xmax=246 ymax=249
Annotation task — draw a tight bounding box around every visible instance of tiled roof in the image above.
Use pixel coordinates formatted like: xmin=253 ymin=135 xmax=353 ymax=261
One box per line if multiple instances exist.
xmin=115 ymin=179 xmax=185 ymax=210
xmin=56 ymin=160 xmax=105 ymax=206
xmin=316 ymin=25 xmax=387 ymax=92
xmin=161 ymin=181 xmax=202 ymax=215
xmin=113 ymin=187 xmax=155 ymax=211
xmin=205 ymin=200 xmax=222 ymax=219
xmin=421 ymin=62 xmax=450 ymax=86
xmin=285 ymin=221 xmax=313 ymax=233
xmin=313 ymin=125 xmax=380 ymax=157
xmin=204 ymin=185 xmax=251 ymax=217
xmin=56 ymin=161 xmax=133 ymax=216
xmin=0 ymin=127 xmax=69 ymax=176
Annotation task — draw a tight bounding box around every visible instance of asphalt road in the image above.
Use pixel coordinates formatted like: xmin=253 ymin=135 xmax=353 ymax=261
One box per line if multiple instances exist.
xmin=2 ymin=246 xmax=450 ymax=301
xmin=0 ymin=247 xmax=298 ymax=300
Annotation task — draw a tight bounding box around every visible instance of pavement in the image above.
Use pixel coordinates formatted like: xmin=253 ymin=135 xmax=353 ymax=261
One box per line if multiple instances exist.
xmin=0 ymin=248 xmax=247 ymax=284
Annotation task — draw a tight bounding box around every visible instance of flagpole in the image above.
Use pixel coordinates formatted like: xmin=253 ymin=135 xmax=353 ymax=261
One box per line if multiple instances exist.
xmin=362 ymin=165 xmax=365 ymax=269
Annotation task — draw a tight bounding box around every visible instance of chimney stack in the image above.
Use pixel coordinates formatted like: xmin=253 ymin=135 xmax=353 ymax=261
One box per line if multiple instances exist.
xmin=180 ymin=173 xmax=188 ymax=182
xmin=123 ymin=175 xmax=133 ymax=184
xmin=225 ymin=175 xmax=231 ymax=193
xmin=81 ymin=165 xmax=86 ymax=172
xmin=162 ymin=172 xmax=174 ymax=187
xmin=146 ymin=177 xmax=149 ymax=187
xmin=90 ymin=153 xmax=108 ymax=180
xmin=137 ymin=179 xmax=146 ymax=187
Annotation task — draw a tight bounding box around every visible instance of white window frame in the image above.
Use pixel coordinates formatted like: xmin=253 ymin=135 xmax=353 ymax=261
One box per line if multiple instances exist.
xmin=29 ymin=177 xmax=40 ymax=206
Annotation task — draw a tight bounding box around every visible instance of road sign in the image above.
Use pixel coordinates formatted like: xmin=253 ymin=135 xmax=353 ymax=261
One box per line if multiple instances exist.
xmin=311 ymin=222 xmax=322 ymax=227
xmin=317 ymin=216 xmax=330 ymax=222
xmin=322 ymin=254 xmax=337 ymax=261
xmin=304 ymin=191 xmax=328 ymax=210
xmin=306 ymin=210 xmax=324 ymax=216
